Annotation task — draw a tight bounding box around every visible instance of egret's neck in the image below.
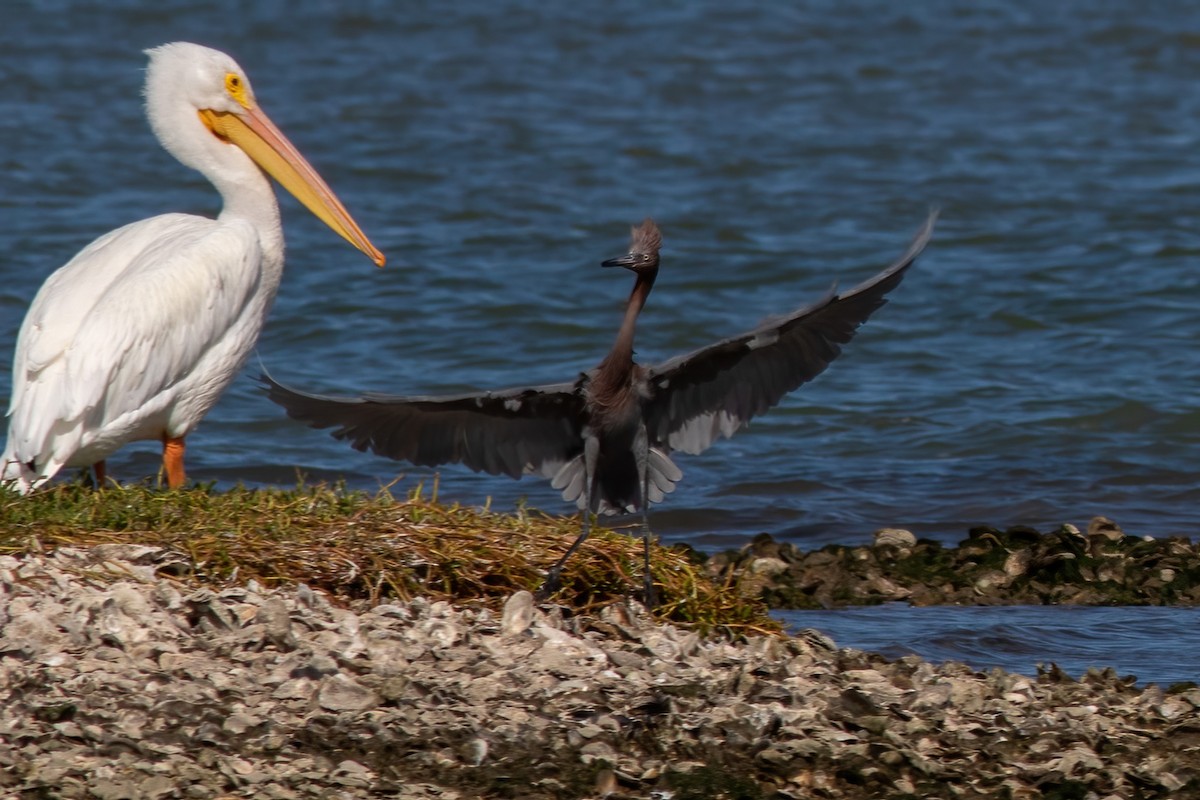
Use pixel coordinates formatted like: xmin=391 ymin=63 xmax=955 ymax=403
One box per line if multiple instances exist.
xmin=596 ymin=270 xmax=657 ymax=383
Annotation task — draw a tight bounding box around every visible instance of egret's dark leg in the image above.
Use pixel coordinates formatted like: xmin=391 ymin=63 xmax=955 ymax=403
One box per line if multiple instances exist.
xmin=540 ymin=507 xmax=591 ymax=598
xmin=539 ymin=436 xmax=600 ymax=599
xmin=92 ymin=460 xmax=107 ymax=489
xmin=634 ymin=426 xmax=655 ymax=607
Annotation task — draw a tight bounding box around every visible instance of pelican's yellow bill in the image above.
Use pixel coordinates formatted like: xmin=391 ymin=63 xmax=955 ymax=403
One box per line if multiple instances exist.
xmin=200 ymin=107 xmax=385 ymax=267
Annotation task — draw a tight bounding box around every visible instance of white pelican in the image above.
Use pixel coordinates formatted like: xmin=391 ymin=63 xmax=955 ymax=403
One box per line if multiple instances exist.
xmin=1 ymin=42 xmax=385 ymax=494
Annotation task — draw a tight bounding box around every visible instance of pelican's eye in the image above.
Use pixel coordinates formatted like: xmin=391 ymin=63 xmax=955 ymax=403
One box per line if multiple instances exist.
xmin=224 ymin=72 xmax=250 ymax=108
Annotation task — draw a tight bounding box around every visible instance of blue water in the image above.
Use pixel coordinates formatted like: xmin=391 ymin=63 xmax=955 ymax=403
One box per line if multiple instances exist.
xmin=3 ymin=9 xmax=1200 ymax=553
xmin=781 ymin=604 xmax=1200 ymax=687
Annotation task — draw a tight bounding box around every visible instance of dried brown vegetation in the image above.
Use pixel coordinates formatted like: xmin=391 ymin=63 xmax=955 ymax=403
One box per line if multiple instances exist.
xmin=0 ymin=481 xmax=777 ymax=634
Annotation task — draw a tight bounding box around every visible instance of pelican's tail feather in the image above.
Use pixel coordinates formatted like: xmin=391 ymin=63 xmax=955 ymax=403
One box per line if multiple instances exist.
xmin=1 ymin=449 xmax=40 ymax=495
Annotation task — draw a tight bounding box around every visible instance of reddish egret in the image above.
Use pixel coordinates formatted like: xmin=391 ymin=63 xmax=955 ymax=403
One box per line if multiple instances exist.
xmin=262 ymin=212 xmax=936 ymax=601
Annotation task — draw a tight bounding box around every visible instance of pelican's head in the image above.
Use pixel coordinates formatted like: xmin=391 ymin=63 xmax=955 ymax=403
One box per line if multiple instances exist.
xmin=146 ymin=42 xmax=257 ymax=118
xmin=602 ymin=218 xmax=661 ymax=272
xmin=144 ymin=42 xmax=385 ymax=267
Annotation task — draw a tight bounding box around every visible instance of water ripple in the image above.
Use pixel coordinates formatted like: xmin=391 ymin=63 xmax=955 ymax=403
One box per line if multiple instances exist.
xmin=781 ymin=605 xmax=1200 ymax=687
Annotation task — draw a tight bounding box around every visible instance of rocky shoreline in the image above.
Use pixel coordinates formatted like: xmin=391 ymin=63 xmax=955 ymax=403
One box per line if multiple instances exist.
xmin=2 ymin=543 xmax=1199 ymax=799
xmin=706 ymin=516 xmax=1200 ymax=610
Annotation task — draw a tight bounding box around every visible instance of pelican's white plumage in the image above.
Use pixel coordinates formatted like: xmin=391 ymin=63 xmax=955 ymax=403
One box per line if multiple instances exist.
xmin=2 ymin=42 xmax=384 ymax=493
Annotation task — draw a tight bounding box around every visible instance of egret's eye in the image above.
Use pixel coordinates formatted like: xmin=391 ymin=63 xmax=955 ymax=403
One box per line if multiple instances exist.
xmin=224 ymin=72 xmax=249 ymax=107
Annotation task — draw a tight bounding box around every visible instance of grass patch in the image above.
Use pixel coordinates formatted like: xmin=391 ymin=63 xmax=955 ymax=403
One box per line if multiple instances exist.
xmin=0 ymin=480 xmax=778 ymax=635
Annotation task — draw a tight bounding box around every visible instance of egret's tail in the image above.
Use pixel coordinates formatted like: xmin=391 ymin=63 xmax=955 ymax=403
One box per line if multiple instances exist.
xmin=551 ymin=447 xmax=682 ymax=515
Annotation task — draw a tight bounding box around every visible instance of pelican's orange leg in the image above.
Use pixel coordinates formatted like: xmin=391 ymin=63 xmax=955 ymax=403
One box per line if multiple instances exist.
xmin=162 ymin=435 xmax=186 ymax=489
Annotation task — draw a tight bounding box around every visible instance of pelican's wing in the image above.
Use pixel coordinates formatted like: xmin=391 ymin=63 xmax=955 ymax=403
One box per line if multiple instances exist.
xmin=7 ymin=214 xmax=262 ymax=469
xmin=643 ymin=212 xmax=936 ymax=455
xmin=261 ymin=373 xmax=588 ymax=480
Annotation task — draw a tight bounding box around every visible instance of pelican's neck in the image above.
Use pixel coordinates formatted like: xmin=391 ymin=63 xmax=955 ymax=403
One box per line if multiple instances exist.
xmin=146 ymin=89 xmax=286 ymax=277
xmin=212 ymin=164 xmax=285 ymax=269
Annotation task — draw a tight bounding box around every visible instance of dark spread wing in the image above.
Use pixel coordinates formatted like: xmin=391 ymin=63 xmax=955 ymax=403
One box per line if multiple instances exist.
xmin=643 ymin=211 xmax=937 ymax=455
xmin=261 ymin=373 xmax=588 ymax=480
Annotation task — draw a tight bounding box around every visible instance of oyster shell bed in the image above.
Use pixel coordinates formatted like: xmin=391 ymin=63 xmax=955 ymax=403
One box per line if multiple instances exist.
xmin=710 ymin=516 xmax=1200 ymax=609
xmin=2 ymin=545 xmax=1198 ymax=799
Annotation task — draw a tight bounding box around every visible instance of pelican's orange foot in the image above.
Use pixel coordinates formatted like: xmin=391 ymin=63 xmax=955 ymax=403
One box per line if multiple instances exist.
xmin=162 ymin=435 xmax=186 ymax=489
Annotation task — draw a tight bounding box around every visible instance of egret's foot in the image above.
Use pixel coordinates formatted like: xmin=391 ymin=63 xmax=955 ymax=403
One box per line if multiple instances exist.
xmin=641 ymin=528 xmax=656 ymax=609
xmin=641 ymin=574 xmax=657 ymax=610
xmin=535 ymin=567 xmax=564 ymax=602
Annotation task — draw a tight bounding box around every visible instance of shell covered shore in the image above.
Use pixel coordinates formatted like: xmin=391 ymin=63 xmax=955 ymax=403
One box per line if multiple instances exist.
xmin=708 ymin=516 xmax=1200 ymax=610
xmin=3 ymin=542 xmax=1200 ymax=800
